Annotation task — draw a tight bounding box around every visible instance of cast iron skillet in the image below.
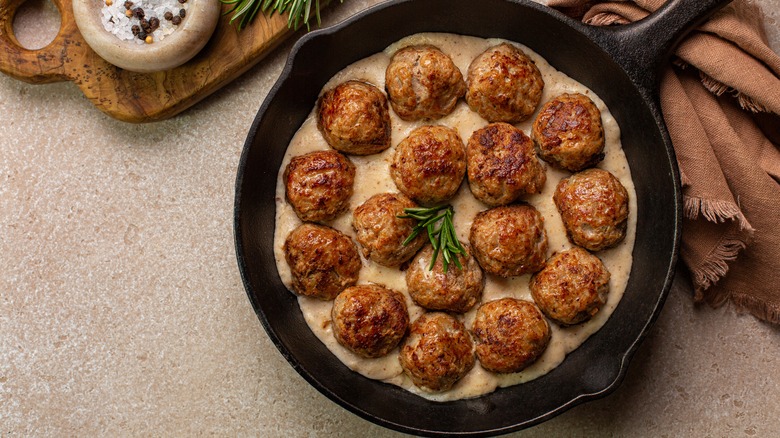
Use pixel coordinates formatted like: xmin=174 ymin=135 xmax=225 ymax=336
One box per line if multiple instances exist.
xmin=234 ymin=0 xmax=731 ymax=435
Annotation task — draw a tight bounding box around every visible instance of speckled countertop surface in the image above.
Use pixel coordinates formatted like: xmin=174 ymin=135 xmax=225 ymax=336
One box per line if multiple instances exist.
xmin=2 ymin=0 xmax=779 ymax=436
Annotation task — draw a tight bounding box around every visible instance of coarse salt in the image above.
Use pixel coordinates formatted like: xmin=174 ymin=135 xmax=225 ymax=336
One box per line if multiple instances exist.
xmin=100 ymin=0 xmax=188 ymax=44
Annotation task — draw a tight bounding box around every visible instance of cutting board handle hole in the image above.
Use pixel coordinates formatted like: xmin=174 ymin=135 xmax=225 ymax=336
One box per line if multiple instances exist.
xmin=12 ymin=0 xmax=61 ymax=50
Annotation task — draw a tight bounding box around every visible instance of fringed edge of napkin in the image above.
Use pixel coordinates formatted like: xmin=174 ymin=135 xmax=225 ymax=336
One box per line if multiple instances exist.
xmin=730 ymin=293 xmax=780 ymax=324
xmin=674 ymin=58 xmax=771 ymax=113
xmin=683 ymin=195 xmax=754 ymax=297
xmin=700 ymin=73 xmax=769 ymax=113
xmin=683 ymin=196 xmax=753 ymax=232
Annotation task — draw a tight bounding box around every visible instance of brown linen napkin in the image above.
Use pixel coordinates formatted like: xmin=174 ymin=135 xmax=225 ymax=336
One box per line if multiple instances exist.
xmin=546 ymin=0 xmax=780 ymax=323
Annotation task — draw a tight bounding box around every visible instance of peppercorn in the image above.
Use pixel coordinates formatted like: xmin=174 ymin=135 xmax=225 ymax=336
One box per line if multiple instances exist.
xmin=131 ymin=25 xmax=140 ymax=35
xmin=145 ymin=35 xmax=153 ymax=44
xmin=149 ymin=17 xmax=160 ymax=31
xmin=140 ymin=19 xmax=151 ymax=32
xmin=133 ymin=7 xmax=144 ymax=19
xmin=171 ymin=15 xmax=181 ymax=25
xmin=178 ymin=8 xmax=185 ymax=18
xmin=137 ymin=30 xmax=147 ymax=40
xmin=123 ymin=0 xmax=132 ymax=8
xmin=125 ymin=9 xmax=133 ymax=17
xmin=105 ymin=0 xmax=113 ymax=6
xmin=164 ymin=11 xmax=173 ymax=20
xmin=178 ymin=0 xmax=187 ymax=3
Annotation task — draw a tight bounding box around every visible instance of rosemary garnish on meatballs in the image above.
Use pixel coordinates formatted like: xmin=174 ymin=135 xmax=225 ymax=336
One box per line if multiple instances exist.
xmin=398 ymin=205 xmax=465 ymax=272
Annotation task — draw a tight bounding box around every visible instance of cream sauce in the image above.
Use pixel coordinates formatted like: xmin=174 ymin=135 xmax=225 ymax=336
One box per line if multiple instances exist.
xmin=272 ymin=33 xmax=637 ymax=402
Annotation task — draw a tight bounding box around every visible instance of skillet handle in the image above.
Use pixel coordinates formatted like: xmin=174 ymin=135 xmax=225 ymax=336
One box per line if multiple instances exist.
xmin=584 ymin=0 xmax=733 ymax=98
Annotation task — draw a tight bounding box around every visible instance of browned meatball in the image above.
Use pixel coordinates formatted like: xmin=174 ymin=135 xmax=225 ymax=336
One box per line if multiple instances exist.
xmin=465 ymin=43 xmax=545 ymax=123
xmin=405 ymin=244 xmax=484 ymax=313
xmin=284 ymin=150 xmax=356 ymax=222
xmin=284 ymin=223 xmax=361 ymax=300
xmin=532 ymin=93 xmax=605 ymax=172
xmin=469 ymin=204 xmax=548 ymax=277
xmin=554 ymin=168 xmax=629 ymax=251
xmin=385 ymin=44 xmax=466 ymax=121
xmin=466 ymin=122 xmax=547 ymax=206
xmin=390 ymin=125 xmax=467 ymax=206
xmin=399 ymin=312 xmax=475 ymax=392
xmin=472 ymin=298 xmax=551 ymax=373
xmin=352 ymin=192 xmax=427 ymax=267
xmin=317 ymin=80 xmax=391 ymax=155
xmin=530 ymin=247 xmax=611 ymax=326
xmin=331 ymin=284 xmax=409 ymax=358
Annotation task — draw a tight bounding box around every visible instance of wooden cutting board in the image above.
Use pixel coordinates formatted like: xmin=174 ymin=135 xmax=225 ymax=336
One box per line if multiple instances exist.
xmin=0 ymin=0 xmax=313 ymax=122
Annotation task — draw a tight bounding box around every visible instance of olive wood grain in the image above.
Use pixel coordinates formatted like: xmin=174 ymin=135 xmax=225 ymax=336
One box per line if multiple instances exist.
xmin=0 ymin=0 xmax=74 ymax=82
xmin=0 ymin=0 xmax=305 ymax=122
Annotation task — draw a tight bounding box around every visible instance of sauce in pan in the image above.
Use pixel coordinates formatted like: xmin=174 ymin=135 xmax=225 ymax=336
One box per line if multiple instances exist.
xmin=273 ymin=33 xmax=637 ymax=401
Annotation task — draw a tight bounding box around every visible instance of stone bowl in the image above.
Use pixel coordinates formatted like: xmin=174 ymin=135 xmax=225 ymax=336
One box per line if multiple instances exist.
xmin=72 ymin=0 xmax=220 ymax=72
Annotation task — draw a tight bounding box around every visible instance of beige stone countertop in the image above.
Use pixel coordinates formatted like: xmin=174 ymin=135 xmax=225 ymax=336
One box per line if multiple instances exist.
xmin=2 ymin=0 xmax=779 ymax=436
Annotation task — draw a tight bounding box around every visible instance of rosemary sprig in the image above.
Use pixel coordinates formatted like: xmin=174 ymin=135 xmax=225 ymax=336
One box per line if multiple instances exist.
xmin=221 ymin=0 xmax=340 ymax=31
xmin=398 ymin=205 xmax=466 ymax=273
